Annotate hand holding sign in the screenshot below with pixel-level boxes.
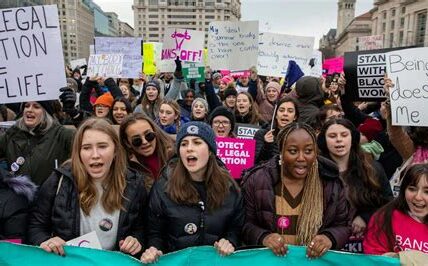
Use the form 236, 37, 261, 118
141, 246, 163, 264
119, 236, 142, 256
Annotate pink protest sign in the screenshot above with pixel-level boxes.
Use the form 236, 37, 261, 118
161, 28, 205, 62
2, 239, 21, 244
216, 137, 255, 179
322, 57, 344, 76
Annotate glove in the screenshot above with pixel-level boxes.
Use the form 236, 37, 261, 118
174, 56, 183, 79
59, 87, 78, 117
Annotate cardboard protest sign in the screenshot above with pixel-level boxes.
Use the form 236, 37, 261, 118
70, 58, 87, 70
322, 57, 343, 76
162, 28, 204, 62
143, 43, 156, 75
385, 47, 428, 126
258, 32, 314, 77
216, 137, 255, 179
358, 35, 384, 51
234, 123, 260, 139
87, 54, 123, 78
305, 50, 323, 77
66, 231, 102, 250
154, 42, 176, 73
208, 21, 259, 71
182, 61, 205, 82
344, 47, 410, 101
0, 5, 66, 104
94, 37, 143, 78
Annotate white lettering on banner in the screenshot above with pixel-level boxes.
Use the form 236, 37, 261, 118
0, 5, 66, 104
358, 35, 384, 51
94, 37, 142, 78
258, 32, 315, 77
161, 28, 204, 63
208, 21, 259, 71
386, 47, 428, 126
356, 53, 387, 99
395, 235, 428, 253
87, 54, 124, 78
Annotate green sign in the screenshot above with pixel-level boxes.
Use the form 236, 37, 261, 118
183, 62, 205, 82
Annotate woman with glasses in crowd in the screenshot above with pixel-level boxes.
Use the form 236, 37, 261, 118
120, 113, 174, 190
208, 106, 236, 138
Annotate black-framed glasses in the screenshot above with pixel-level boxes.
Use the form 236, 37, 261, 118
212, 120, 230, 127
131, 132, 156, 147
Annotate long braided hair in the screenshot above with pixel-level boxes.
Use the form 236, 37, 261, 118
276, 122, 324, 245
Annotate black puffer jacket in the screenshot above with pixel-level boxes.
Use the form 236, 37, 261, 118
0, 168, 37, 241
27, 164, 147, 250
147, 158, 244, 253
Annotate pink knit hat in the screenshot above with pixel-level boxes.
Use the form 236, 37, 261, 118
221, 76, 234, 85
265, 81, 281, 93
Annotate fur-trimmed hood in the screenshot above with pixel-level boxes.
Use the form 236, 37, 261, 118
0, 168, 37, 202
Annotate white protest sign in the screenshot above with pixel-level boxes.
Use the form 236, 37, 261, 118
208, 21, 259, 71
151, 42, 175, 73
257, 32, 314, 77
94, 37, 142, 78
234, 123, 260, 139
305, 50, 323, 77
66, 231, 102, 250
87, 54, 124, 78
89, 45, 94, 55
358, 35, 384, 51
386, 47, 428, 126
0, 5, 66, 104
70, 58, 87, 70
161, 28, 204, 62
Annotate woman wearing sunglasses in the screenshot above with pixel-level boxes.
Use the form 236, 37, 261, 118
120, 113, 174, 190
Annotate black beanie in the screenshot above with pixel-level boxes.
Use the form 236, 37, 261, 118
223, 87, 237, 99
209, 106, 236, 131
20, 100, 55, 116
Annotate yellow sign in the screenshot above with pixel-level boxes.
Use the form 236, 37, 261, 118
143, 43, 156, 75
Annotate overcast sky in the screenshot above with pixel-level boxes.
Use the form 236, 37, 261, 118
93, 0, 374, 48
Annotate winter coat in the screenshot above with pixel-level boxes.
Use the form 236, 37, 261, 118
0, 168, 37, 241
253, 125, 279, 164
146, 158, 244, 253
0, 123, 75, 185
295, 76, 324, 127
241, 155, 351, 249
27, 164, 147, 251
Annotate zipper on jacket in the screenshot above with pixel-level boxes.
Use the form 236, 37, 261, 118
198, 201, 205, 245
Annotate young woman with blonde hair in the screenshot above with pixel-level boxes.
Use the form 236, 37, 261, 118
28, 118, 147, 256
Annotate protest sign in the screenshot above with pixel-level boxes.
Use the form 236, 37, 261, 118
358, 35, 384, 51
257, 32, 314, 77
322, 57, 344, 76
208, 21, 259, 71
89, 45, 94, 55
66, 231, 102, 250
234, 123, 260, 139
344, 47, 410, 101
70, 58, 87, 70
305, 50, 323, 77
182, 61, 205, 82
0, 5, 66, 104
94, 37, 143, 78
87, 54, 124, 78
0, 121, 16, 134
216, 137, 255, 179
385, 47, 428, 126
0, 242, 400, 266
143, 43, 156, 75
161, 28, 204, 63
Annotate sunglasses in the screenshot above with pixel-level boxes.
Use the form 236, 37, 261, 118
131, 132, 156, 147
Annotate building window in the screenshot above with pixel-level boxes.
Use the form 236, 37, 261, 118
149, 27, 158, 31
148, 14, 158, 18
389, 33, 394, 47
382, 22, 386, 32
391, 20, 395, 30
391, 9, 396, 17
356, 45, 359, 51
416, 11, 427, 46
383, 11, 387, 19
400, 17, 405, 28
401, 7, 406, 14
399, 31, 404, 46
149, 0, 158, 5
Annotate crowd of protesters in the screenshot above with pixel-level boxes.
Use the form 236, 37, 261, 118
0, 57, 427, 264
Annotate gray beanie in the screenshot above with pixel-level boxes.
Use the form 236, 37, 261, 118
176, 121, 217, 154
191, 97, 209, 113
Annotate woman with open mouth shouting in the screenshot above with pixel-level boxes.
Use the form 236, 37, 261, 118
317, 118, 392, 252
364, 163, 428, 255
241, 122, 351, 259
140, 121, 243, 264
28, 118, 147, 257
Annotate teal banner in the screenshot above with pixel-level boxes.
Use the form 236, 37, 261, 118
0, 243, 399, 266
